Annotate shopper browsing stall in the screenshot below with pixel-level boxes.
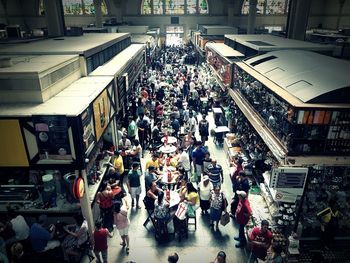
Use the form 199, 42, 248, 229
247, 220, 273, 261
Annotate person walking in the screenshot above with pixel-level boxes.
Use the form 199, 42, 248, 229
209, 185, 227, 230
93, 220, 112, 263
198, 175, 213, 215
207, 159, 223, 188
235, 190, 252, 248
96, 182, 114, 232
199, 114, 209, 143
114, 206, 130, 254
126, 162, 142, 209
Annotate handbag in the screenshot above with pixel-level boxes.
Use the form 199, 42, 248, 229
220, 211, 230, 226
175, 202, 188, 220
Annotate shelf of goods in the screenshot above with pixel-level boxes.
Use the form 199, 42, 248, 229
300, 166, 350, 237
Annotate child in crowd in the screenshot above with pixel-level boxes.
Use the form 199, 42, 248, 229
93, 220, 112, 263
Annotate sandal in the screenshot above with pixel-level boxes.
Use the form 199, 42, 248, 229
120, 242, 126, 247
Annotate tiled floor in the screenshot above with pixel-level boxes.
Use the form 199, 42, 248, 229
85, 112, 247, 263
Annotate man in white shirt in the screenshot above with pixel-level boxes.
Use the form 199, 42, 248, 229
119, 135, 132, 150
178, 147, 191, 179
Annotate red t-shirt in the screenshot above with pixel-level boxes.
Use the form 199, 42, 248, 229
249, 227, 273, 260
93, 228, 108, 251
235, 198, 252, 225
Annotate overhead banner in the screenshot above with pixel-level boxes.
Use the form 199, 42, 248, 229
93, 90, 110, 141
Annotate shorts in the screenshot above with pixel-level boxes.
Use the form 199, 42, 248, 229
130, 186, 141, 198
118, 227, 129, 236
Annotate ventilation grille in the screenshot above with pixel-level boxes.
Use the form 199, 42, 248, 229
40, 60, 80, 90
250, 55, 277, 67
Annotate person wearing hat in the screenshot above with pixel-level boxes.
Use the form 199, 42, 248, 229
235, 190, 252, 248
198, 175, 213, 215
29, 215, 60, 253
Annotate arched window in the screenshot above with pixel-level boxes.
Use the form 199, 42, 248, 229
61, 0, 108, 15
241, 0, 288, 15
141, 0, 209, 15
39, 0, 45, 15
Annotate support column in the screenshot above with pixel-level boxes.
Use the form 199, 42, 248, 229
247, 0, 257, 34
336, 0, 346, 30
79, 169, 95, 235
94, 0, 103, 28
227, 0, 242, 27
43, 0, 65, 37
286, 0, 312, 40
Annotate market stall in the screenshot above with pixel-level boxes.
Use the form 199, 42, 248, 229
226, 50, 350, 258
0, 76, 117, 233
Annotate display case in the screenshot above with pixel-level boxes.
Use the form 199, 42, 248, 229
206, 43, 244, 89
233, 50, 350, 156
227, 49, 350, 249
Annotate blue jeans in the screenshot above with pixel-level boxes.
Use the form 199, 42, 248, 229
238, 224, 246, 245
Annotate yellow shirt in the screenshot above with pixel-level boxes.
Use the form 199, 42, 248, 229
146, 159, 159, 170
113, 155, 124, 175
187, 192, 200, 206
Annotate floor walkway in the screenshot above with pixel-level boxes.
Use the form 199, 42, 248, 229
84, 112, 247, 263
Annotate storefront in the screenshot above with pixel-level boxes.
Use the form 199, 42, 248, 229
226, 49, 350, 258
0, 76, 117, 233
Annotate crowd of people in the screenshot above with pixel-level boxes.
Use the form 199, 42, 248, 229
0, 44, 281, 263
91, 43, 282, 262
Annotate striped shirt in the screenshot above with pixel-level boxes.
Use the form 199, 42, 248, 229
207, 164, 223, 186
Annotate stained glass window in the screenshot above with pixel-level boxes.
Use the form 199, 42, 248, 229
62, 0, 108, 15
266, 0, 288, 14
63, 0, 83, 15
142, 0, 152, 14
141, 0, 208, 15
153, 0, 163, 14
186, 0, 197, 14
241, 0, 288, 15
199, 0, 208, 14
39, 0, 45, 15
83, 0, 95, 15
165, 0, 185, 14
